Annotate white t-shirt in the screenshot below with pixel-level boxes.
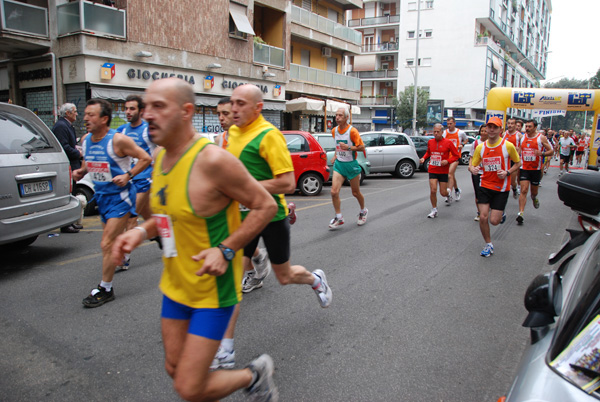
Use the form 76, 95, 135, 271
559, 137, 576, 156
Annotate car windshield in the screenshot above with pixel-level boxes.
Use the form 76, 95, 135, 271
0, 112, 53, 155
316, 135, 335, 152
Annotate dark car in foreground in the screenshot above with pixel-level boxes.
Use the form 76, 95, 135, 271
499, 171, 600, 402
282, 131, 330, 196
0, 103, 80, 247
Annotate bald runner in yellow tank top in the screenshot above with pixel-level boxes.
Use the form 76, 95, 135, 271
151, 137, 243, 308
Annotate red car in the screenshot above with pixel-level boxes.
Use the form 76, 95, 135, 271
282, 130, 330, 196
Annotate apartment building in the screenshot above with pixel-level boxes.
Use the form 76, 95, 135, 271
0, 0, 363, 136
348, 0, 551, 131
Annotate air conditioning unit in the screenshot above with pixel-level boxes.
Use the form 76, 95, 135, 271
321, 47, 332, 58
385, 82, 393, 87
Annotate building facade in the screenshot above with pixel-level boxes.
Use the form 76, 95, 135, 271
348, 0, 551, 131
0, 0, 363, 136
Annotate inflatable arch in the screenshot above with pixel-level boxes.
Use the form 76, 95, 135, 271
486, 87, 599, 166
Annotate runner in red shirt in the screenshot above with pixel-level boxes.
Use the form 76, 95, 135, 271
420, 123, 460, 218
576, 133, 587, 167
443, 116, 467, 202
516, 120, 553, 225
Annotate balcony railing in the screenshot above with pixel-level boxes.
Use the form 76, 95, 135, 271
1, 0, 48, 37
291, 5, 361, 46
253, 42, 285, 68
290, 64, 360, 91
361, 42, 398, 53
359, 96, 395, 106
57, 0, 126, 38
348, 70, 398, 79
348, 14, 400, 27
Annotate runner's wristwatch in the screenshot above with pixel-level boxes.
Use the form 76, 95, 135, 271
217, 243, 235, 261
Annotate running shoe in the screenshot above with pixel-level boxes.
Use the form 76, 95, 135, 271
533, 198, 540, 209
116, 255, 130, 272
500, 213, 506, 224
445, 193, 453, 206
252, 248, 271, 280
312, 269, 332, 308
516, 212, 524, 225
512, 187, 518, 199
455, 188, 461, 201
287, 202, 297, 225
82, 285, 115, 308
244, 354, 279, 402
357, 209, 368, 226
328, 216, 344, 230
427, 208, 438, 219
242, 271, 264, 293
474, 212, 480, 221
480, 243, 494, 257
210, 346, 235, 370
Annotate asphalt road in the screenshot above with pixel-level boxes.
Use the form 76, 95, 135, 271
0, 163, 579, 402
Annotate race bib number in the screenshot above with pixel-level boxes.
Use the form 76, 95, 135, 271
87, 161, 113, 182
430, 154, 442, 167
153, 214, 177, 258
482, 156, 502, 172
522, 148, 536, 162
336, 142, 352, 160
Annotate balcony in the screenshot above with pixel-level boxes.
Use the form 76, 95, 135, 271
348, 14, 400, 28
57, 0, 126, 39
1, 0, 48, 38
290, 63, 360, 91
291, 5, 361, 46
348, 69, 398, 79
358, 96, 395, 106
253, 42, 285, 69
361, 42, 398, 53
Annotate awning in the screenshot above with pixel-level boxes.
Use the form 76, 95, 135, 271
263, 100, 286, 111
229, 2, 255, 35
327, 99, 361, 115
286, 97, 324, 113
353, 55, 377, 72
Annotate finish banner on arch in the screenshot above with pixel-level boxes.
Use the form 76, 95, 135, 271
511, 89, 595, 111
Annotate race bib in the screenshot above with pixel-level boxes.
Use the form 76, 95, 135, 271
430, 154, 442, 167
451, 138, 458, 147
153, 214, 177, 258
522, 148, 536, 162
336, 142, 352, 160
87, 161, 113, 182
482, 156, 502, 172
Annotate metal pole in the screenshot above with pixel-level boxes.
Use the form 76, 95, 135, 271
412, 0, 421, 134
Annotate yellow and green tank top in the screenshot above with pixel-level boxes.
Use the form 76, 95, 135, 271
151, 137, 242, 309
226, 115, 294, 221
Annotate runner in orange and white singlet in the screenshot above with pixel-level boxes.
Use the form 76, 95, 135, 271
503, 117, 522, 200
515, 120, 553, 225
576, 133, 587, 167
443, 116, 467, 202
469, 116, 521, 257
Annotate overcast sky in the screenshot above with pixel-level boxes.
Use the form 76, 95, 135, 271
542, 0, 600, 84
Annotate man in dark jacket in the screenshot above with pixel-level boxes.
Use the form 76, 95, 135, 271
53, 103, 82, 233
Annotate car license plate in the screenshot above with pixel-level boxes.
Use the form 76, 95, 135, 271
20, 180, 52, 196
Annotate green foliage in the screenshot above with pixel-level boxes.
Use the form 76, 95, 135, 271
392, 85, 430, 129
541, 76, 597, 132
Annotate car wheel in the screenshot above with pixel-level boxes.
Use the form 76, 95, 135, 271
461, 152, 470, 165
423, 158, 430, 172
395, 160, 415, 179
299, 173, 323, 196
10, 236, 38, 248
74, 185, 96, 216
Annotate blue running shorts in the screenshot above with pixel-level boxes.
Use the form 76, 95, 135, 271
95, 186, 137, 223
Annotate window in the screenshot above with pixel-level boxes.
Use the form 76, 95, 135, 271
301, 0, 311, 11
424, 30, 433, 38
407, 30, 415, 39
229, 2, 255, 39
362, 133, 380, 147
419, 58, 431, 67
406, 59, 414, 66
408, 30, 433, 39
382, 63, 389, 70
425, 0, 434, 9
382, 134, 408, 146
408, 2, 416, 11
285, 134, 309, 153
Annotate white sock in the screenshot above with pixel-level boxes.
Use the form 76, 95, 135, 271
360, 208, 367, 214
221, 338, 234, 352
312, 273, 322, 289
336, 213, 343, 219
432, 207, 437, 212
100, 281, 112, 291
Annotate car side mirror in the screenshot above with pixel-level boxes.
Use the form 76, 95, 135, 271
522, 271, 562, 329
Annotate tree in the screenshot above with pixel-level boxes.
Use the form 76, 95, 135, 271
392, 85, 429, 132
541, 77, 594, 132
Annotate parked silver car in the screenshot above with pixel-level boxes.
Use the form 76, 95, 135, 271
360, 131, 420, 178
0, 103, 81, 247
460, 135, 477, 165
